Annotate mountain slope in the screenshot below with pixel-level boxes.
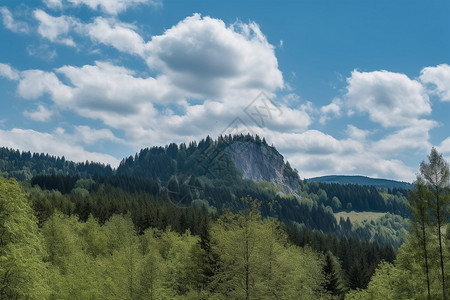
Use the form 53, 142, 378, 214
116, 134, 300, 191
1, 135, 410, 248
307, 175, 412, 190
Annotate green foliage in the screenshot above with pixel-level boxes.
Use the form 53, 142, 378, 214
210, 197, 327, 299
351, 213, 409, 248
0, 177, 49, 299
306, 181, 409, 216
352, 148, 450, 299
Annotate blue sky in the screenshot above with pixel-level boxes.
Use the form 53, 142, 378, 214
0, 0, 449, 181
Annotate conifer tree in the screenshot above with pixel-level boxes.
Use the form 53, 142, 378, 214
322, 251, 345, 298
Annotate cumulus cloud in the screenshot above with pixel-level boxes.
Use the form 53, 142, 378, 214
346, 125, 370, 140
147, 14, 283, 100
345, 70, 431, 127
0, 63, 19, 80
73, 125, 123, 145
0, 128, 120, 166
33, 9, 76, 46
84, 17, 147, 56
372, 119, 437, 154
23, 105, 53, 122
420, 64, 450, 101
44, 0, 158, 15
0, 7, 29, 33
17, 69, 73, 102
319, 98, 341, 124
56, 61, 183, 111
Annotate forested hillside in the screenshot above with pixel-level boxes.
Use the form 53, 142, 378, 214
0, 147, 113, 180
0, 135, 426, 298
1, 136, 409, 238
308, 175, 412, 190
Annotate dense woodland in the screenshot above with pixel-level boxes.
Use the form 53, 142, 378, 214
2, 138, 448, 298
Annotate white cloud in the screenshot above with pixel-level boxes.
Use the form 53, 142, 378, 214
420, 64, 450, 101
56, 61, 182, 111
438, 137, 450, 155
345, 70, 431, 127
33, 9, 76, 46
0, 7, 29, 33
44, 0, 158, 15
23, 105, 54, 122
17, 69, 73, 102
84, 17, 147, 56
319, 98, 341, 124
0, 128, 120, 166
147, 14, 283, 101
44, 0, 64, 9
372, 119, 437, 154
346, 125, 370, 140
0, 63, 19, 80
73, 125, 122, 145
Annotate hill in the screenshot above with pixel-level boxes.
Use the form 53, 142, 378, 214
1, 135, 410, 244
307, 175, 412, 190
1, 135, 407, 290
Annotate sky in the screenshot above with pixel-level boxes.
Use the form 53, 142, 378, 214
0, 0, 449, 182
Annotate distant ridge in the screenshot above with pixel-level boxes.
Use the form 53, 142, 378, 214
306, 175, 412, 190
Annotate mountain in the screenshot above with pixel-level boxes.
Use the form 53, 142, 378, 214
306, 175, 412, 190
1, 135, 410, 247
117, 134, 300, 191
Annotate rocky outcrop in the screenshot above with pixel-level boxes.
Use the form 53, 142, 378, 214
224, 141, 299, 192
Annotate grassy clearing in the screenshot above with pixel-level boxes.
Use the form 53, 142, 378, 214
334, 211, 386, 224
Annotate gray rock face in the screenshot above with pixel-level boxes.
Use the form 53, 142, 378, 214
224, 141, 299, 192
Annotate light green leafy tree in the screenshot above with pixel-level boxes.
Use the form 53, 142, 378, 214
0, 177, 49, 299
211, 197, 326, 300
100, 214, 143, 300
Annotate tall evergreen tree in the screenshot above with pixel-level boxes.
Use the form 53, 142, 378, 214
420, 148, 450, 299
322, 251, 345, 298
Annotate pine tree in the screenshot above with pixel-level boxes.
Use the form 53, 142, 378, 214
322, 251, 344, 298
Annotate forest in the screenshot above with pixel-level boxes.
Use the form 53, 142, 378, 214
1, 139, 450, 299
